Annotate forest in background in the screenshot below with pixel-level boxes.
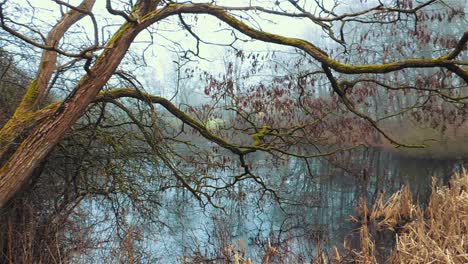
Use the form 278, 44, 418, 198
0, 0, 466, 263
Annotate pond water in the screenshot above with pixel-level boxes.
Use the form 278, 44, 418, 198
150, 147, 463, 263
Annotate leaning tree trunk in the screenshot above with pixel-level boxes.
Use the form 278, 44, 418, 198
0, 0, 97, 162
0, 4, 145, 208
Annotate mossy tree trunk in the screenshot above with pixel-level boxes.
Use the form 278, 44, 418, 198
0, 0, 466, 208
0, 0, 144, 207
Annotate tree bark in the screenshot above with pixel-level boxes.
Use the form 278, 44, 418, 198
0, 0, 96, 162
0, 21, 141, 208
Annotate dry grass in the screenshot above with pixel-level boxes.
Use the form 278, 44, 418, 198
348, 170, 468, 264
387, 171, 468, 264
369, 186, 419, 232
182, 171, 467, 263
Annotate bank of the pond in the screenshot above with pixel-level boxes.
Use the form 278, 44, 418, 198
377, 122, 468, 160
183, 170, 467, 264
339, 170, 468, 264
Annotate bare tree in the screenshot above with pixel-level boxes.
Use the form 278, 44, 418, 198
0, 0, 466, 213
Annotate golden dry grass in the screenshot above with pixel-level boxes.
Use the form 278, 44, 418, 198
386, 171, 468, 264
182, 170, 467, 263
348, 170, 468, 264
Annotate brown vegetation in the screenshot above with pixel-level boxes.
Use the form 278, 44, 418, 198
183, 170, 467, 263
334, 170, 467, 264
387, 172, 467, 263
0, 1, 466, 262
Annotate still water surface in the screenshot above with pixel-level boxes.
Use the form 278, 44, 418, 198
151, 148, 462, 263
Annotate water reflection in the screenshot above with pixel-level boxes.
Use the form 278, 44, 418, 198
155, 147, 463, 263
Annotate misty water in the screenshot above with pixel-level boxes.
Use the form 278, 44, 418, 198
148, 147, 463, 263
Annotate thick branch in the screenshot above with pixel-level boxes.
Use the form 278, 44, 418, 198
96, 88, 253, 156
142, 3, 467, 82
1, 0, 96, 111
0, 0, 96, 163
322, 65, 426, 148
0, 18, 141, 208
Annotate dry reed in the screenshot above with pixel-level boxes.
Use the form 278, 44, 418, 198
181, 170, 467, 263
387, 171, 468, 264
349, 170, 467, 264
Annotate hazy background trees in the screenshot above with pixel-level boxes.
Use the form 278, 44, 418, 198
0, 0, 466, 262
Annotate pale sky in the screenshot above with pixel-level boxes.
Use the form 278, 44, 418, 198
5, 0, 466, 99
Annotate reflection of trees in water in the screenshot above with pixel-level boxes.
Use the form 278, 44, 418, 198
165, 147, 460, 262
